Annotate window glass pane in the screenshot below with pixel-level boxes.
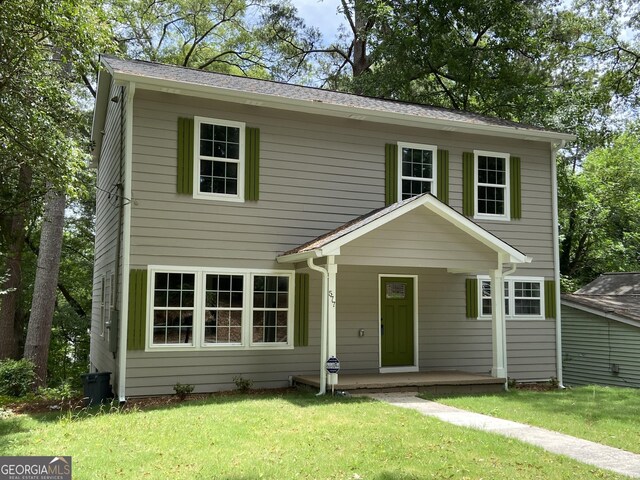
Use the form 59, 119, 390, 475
204, 274, 244, 344
152, 272, 195, 346
200, 124, 213, 140
386, 282, 406, 299
252, 275, 289, 343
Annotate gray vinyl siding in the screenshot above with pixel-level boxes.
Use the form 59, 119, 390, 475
562, 305, 640, 387
90, 82, 124, 380
126, 265, 555, 395
123, 88, 557, 395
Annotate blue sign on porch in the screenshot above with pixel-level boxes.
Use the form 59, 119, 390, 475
326, 356, 340, 374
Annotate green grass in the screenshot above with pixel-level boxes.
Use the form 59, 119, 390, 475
425, 385, 640, 454
0, 392, 629, 479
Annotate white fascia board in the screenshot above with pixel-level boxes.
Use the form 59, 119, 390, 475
422, 200, 528, 264
561, 299, 640, 329
90, 69, 112, 167
276, 250, 321, 264
107, 71, 575, 144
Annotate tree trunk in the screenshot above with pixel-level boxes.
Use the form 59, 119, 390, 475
352, 0, 372, 80
0, 215, 25, 360
0, 165, 32, 360
23, 187, 66, 388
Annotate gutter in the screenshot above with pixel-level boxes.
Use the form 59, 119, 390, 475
551, 140, 566, 388
306, 258, 328, 395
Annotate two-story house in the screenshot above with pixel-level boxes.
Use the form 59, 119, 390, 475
90, 55, 574, 401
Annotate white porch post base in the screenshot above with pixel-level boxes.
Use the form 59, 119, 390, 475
491, 367, 507, 377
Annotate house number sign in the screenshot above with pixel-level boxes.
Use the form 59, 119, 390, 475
326, 356, 340, 374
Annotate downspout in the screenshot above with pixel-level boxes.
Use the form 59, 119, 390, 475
307, 257, 327, 395
551, 140, 566, 388
117, 82, 135, 403
110, 87, 124, 357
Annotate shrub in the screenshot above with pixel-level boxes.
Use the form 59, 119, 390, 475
233, 375, 253, 393
0, 359, 36, 397
173, 382, 194, 400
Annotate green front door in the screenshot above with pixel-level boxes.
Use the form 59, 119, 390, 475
380, 277, 414, 367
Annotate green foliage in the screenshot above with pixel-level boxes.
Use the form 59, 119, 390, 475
232, 375, 253, 393
0, 359, 36, 397
111, 0, 319, 81
559, 130, 640, 286
173, 382, 195, 400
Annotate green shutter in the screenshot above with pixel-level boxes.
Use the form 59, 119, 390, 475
245, 127, 260, 201
462, 152, 474, 216
385, 144, 398, 205
177, 118, 194, 195
437, 149, 449, 204
510, 156, 522, 219
294, 273, 310, 347
465, 278, 478, 318
127, 269, 148, 351
544, 280, 556, 318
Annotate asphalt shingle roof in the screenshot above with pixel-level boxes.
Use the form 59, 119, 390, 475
562, 273, 640, 323
101, 55, 569, 137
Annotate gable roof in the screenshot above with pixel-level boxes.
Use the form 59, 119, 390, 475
277, 193, 529, 266
562, 273, 640, 325
97, 55, 574, 145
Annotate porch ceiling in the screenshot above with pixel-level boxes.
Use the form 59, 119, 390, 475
277, 194, 530, 272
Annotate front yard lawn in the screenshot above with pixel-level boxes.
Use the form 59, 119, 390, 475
0, 391, 628, 479
425, 385, 640, 454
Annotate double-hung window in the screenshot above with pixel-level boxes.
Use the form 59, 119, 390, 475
478, 276, 544, 320
399, 143, 437, 200
475, 150, 510, 220
194, 117, 245, 202
149, 267, 293, 350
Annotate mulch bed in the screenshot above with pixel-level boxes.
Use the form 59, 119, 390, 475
2, 387, 297, 416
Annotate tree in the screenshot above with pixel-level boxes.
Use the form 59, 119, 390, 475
0, 0, 112, 369
111, 0, 321, 81
23, 188, 66, 387
558, 130, 640, 286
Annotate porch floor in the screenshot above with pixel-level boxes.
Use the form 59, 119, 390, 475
293, 370, 506, 394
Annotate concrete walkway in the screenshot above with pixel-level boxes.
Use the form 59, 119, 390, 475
364, 392, 640, 479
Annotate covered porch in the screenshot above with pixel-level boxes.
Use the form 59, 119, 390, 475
293, 370, 506, 394
278, 194, 530, 394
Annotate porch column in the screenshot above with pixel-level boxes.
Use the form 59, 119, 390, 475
327, 256, 338, 387
490, 268, 507, 378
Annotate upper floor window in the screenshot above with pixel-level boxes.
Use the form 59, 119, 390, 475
194, 117, 245, 202
478, 276, 544, 320
398, 143, 437, 201
475, 150, 510, 220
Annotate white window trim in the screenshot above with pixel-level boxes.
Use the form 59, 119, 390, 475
477, 275, 545, 321
474, 150, 510, 221
397, 142, 437, 202
193, 116, 246, 203
145, 265, 294, 352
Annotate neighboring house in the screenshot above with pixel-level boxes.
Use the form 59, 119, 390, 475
90, 55, 574, 401
562, 273, 640, 387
